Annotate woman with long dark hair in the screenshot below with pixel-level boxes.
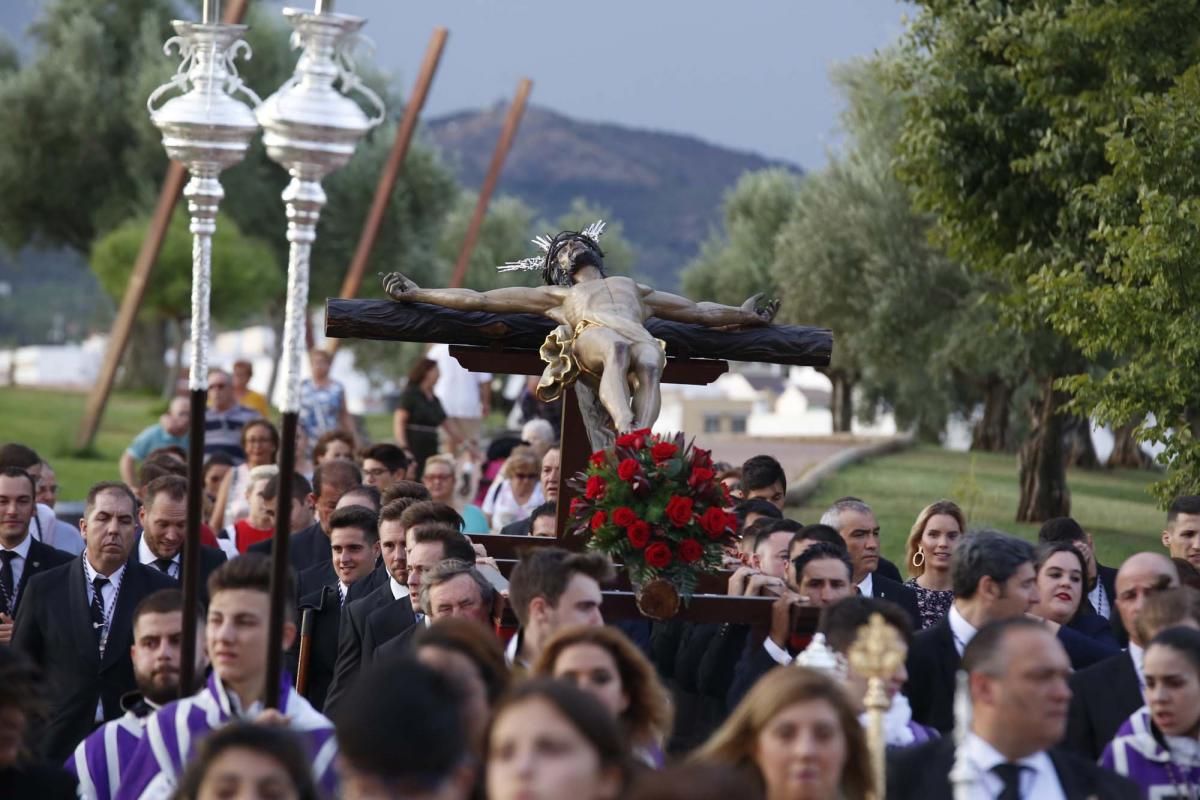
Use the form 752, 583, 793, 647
1103, 626, 1200, 797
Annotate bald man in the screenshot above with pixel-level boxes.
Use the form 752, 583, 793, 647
1063, 552, 1179, 759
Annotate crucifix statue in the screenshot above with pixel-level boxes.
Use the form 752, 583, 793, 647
383, 221, 779, 446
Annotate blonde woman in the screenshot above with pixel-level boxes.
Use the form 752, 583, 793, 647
902, 500, 965, 629
693, 667, 872, 800
534, 625, 673, 768
481, 445, 544, 532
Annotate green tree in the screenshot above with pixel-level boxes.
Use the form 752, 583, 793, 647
90, 209, 281, 391
886, 1, 1200, 520
1038, 63, 1200, 500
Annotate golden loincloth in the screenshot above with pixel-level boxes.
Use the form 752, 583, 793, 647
535, 319, 666, 402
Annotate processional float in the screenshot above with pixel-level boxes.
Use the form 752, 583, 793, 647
147, 0, 381, 705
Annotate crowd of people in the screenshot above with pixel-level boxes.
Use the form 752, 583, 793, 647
1, 351, 1200, 799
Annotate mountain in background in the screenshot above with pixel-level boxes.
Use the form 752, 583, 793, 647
424, 103, 802, 289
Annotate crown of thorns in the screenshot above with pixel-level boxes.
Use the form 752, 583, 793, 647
497, 220, 607, 274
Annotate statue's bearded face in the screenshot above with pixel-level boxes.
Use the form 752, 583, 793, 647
548, 235, 604, 284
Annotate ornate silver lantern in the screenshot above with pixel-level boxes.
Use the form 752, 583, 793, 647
146, 2, 260, 695
256, 0, 383, 707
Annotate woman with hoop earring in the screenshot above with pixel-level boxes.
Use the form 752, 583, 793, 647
902, 500, 965, 629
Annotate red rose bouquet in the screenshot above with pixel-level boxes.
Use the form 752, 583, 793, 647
568, 429, 737, 601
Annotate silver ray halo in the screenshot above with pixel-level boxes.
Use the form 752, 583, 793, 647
496, 219, 607, 273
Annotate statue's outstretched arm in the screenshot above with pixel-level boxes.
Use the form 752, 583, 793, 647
642, 287, 780, 328
382, 272, 560, 314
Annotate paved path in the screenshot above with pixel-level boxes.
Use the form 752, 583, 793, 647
701, 435, 875, 485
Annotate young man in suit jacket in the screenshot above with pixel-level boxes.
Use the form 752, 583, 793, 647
248, 460, 361, 573
889, 618, 1138, 800
12, 481, 176, 763
0, 467, 74, 642
1064, 552, 1180, 759
820, 498, 921, 629
287, 505, 381, 711
137, 475, 226, 605
906, 530, 1039, 734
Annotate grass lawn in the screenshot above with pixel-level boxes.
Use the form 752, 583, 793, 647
788, 445, 1166, 569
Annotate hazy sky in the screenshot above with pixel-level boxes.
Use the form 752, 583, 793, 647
1, 0, 912, 169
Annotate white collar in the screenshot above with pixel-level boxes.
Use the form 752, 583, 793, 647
138, 537, 179, 566
84, 555, 126, 583
389, 576, 409, 601
857, 572, 874, 597
1130, 641, 1146, 687
505, 630, 526, 668
948, 604, 978, 656
963, 731, 1055, 776
0, 533, 32, 560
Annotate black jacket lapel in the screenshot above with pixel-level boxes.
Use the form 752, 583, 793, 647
101, 561, 141, 670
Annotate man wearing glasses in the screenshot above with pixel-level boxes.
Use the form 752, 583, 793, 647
204, 367, 261, 464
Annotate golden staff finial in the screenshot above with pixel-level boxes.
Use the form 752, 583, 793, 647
847, 612, 906, 800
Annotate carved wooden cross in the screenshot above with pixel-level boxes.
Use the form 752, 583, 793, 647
326, 297, 832, 627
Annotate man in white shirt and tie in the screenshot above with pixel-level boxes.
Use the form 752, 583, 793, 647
136, 476, 226, 603
888, 617, 1138, 800
0, 467, 73, 642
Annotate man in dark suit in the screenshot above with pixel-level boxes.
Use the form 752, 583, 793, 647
12, 481, 176, 762
905, 530, 1039, 734
288, 505, 382, 710
820, 498, 920, 628
1064, 551, 1180, 759
727, 542, 856, 708
889, 618, 1138, 800
374, 560, 496, 661
0, 467, 74, 643
323, 503, 475, 715
137, 475, 225, 604
249, 460, 361, 573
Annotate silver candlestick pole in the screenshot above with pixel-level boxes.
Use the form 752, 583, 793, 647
256, 1, 383, 708
147, 9, 260, 696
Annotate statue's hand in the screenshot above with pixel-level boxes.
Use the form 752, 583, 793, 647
380, 271, 420, 301
742, 293, 780, 324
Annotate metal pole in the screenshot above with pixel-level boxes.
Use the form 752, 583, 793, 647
181, 387, 206, 694
326, 27, 449, 355
448, 78, 532, 288
74, 0, 249, 453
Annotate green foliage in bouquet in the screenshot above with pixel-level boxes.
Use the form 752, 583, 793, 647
567, 429, 738, 599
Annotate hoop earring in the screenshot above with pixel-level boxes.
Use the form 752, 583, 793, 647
912, 547, 925, 569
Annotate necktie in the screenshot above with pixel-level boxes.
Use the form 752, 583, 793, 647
991, 762, 1025, 800
337, 583, 345, 607
91, 575, 109, 636
0, 550, 16, 613
153, 557, 174, 576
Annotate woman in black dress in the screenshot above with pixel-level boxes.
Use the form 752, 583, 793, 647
393, 357, 461, 478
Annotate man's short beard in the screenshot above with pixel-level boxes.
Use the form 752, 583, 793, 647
137, 671, 181, 706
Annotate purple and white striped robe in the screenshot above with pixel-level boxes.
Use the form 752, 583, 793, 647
66, 696, 156, 800
114, 673, 337, 799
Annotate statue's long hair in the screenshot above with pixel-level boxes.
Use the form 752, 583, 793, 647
542, 230, 607, 286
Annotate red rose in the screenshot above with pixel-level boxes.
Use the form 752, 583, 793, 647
585, 475, 607, 500
699, 506, 731, 539
651, 442, 678, 462
679, 538, 704, 563
693, 447, 713, 468
612, 506, 638, 528
665, 495, 694, 527
569, 497, 585, 516
589, 451, 607, 467
644, 542, 672, 569
627, 520, 651, 549
615, 432, 642, 448
689, 466, 714, 487
617, 458, 640, 482
590, 510, 607, 531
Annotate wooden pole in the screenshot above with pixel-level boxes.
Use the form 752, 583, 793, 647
326, 28, 449, 356
264, 411, 296, 708
74, 0, 250, 452
448, 78, 532, 289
